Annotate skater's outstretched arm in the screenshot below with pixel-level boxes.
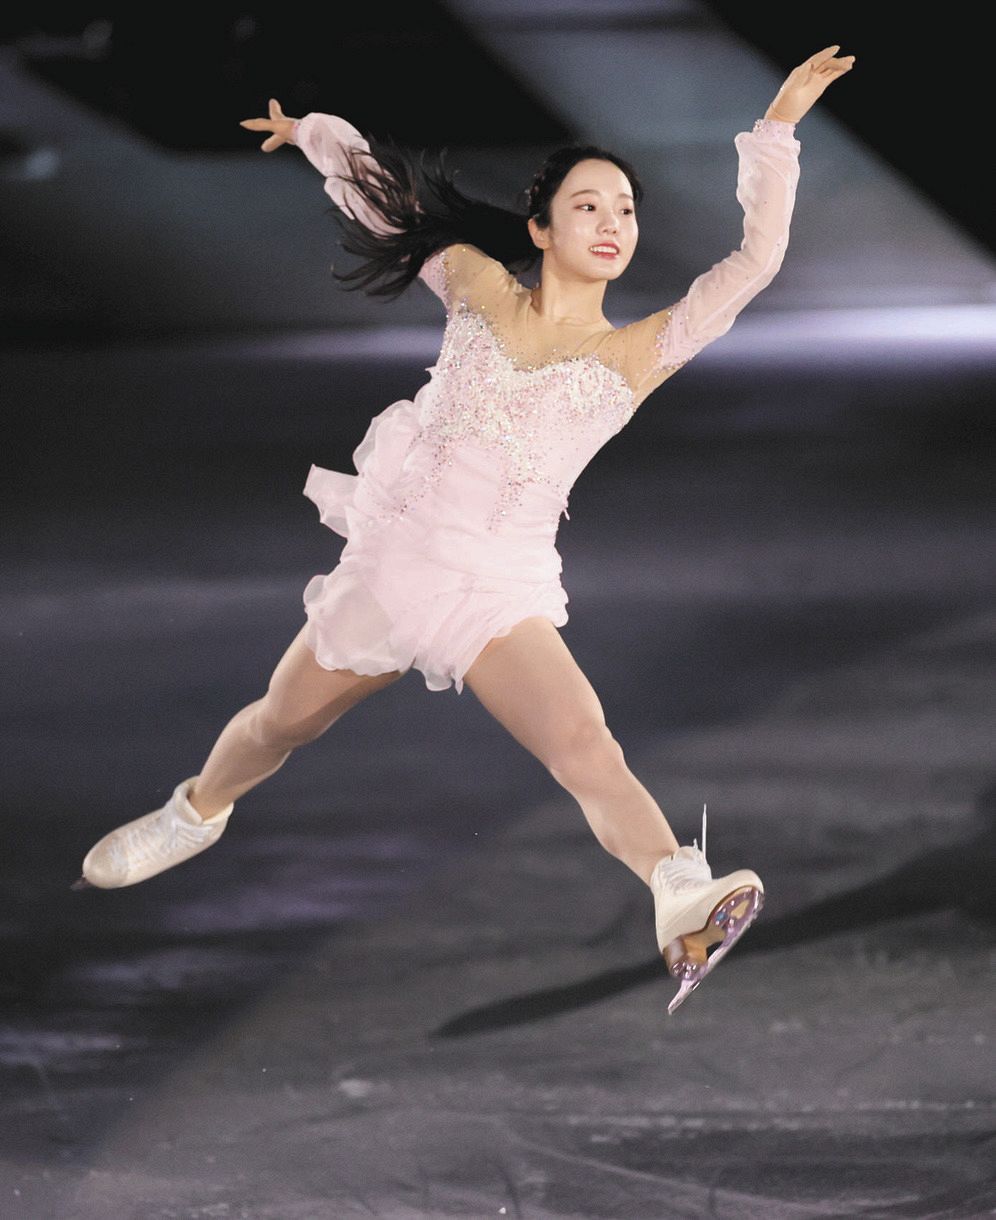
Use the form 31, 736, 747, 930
614, 45, 855, 407
239, 99, 498, 306
240, 98, 402, 236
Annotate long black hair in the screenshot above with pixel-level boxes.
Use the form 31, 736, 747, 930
327, 128, 644, 302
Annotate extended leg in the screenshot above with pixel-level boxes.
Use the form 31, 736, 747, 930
463, 616, 764, 1014
190, 625, 405, 817
462, 616, 679, 886
74, 625, 405, 888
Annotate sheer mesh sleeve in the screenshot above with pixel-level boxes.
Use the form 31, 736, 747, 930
615, 117, 801, 406
416, 243, 511, 312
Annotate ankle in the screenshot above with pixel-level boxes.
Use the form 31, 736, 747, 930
637, 846, 681, 888
185, 781, 230, 822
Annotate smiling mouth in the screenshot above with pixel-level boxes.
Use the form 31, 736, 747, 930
589, 246, 619, 257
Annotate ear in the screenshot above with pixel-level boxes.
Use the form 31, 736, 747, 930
527, 215, 549, 251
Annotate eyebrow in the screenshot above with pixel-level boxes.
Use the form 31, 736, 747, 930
570, 188, 634, 201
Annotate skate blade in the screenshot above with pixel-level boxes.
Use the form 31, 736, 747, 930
70, 875, 95, 891
664, 886, 764, 1015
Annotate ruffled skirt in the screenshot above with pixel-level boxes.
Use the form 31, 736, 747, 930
301, 392, 569, 695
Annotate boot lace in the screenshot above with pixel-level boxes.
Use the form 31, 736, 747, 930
656, 804, 711, 892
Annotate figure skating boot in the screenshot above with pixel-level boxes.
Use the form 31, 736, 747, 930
650, 805, 764, 1015
71, 776, 233, 890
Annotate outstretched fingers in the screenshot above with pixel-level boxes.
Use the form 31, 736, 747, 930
238, 99, 294, 152
810, 44, 856, 75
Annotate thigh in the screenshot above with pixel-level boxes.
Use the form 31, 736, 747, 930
462, 616, 608, 768
262, 624, 405, 734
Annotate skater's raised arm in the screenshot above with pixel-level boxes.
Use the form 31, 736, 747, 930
615, 118, 802, 402
240, 98, 403, 236
615, 45, 854, 407
289, 112, 406, 239
239, 98, 500, 307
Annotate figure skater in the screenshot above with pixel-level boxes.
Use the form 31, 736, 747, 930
74, 46, 854, 1014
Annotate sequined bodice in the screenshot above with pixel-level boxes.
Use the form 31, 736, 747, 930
399, 303, 635, 531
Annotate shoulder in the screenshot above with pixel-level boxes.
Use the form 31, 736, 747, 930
444, 243, 516, 282
603, 304, 676, 353
426, 243, 518, 308
599, 304, 685, 405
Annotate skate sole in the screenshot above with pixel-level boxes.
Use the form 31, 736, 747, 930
663, 885, 764, 1015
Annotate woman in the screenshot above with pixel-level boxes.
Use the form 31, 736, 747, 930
74, 46, 854, 1015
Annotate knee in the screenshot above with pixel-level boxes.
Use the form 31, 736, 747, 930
245, 698, 328, 752
547, 720, 627, 792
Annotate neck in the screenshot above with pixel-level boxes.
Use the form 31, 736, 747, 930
529, 263, 610, 326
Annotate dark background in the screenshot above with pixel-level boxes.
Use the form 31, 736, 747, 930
2, 6, 994, 1217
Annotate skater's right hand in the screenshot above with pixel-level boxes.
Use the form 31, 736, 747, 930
239, 97, 299, 152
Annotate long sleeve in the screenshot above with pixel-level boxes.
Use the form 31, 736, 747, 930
617, 117, 801, 405
290, 111, 402, 237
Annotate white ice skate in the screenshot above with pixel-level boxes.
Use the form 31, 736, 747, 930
71, 776, 233, 890
650, 805, 764, 1015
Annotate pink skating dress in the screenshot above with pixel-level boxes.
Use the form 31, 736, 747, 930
289, 112, 801, 694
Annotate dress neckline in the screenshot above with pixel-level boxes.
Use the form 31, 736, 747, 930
456, 306, 636, 415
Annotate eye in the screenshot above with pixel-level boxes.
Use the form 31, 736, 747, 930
577, 203, 635, 214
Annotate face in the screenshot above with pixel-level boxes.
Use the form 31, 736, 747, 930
529, 158, 638, 280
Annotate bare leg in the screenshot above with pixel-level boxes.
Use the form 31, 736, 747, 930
462, 617, 679, 887
188, 625, 405, 817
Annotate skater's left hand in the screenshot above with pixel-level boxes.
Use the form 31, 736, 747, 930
765, 45, 856, 124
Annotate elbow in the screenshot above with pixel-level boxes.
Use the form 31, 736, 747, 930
766, 241, 789, 283
741, 239, 788, 289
